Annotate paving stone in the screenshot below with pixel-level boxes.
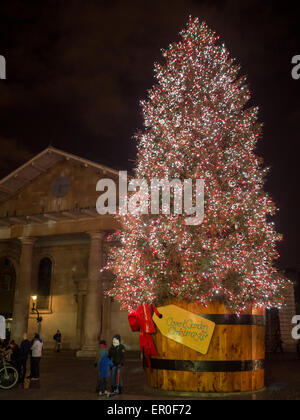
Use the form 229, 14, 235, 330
0, 352, 299, 400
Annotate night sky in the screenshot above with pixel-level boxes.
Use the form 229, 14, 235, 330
0, 0, 299, 268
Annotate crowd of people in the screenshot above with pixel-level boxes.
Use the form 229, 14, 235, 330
0, 332, 43, 384
1, 329, 126, 395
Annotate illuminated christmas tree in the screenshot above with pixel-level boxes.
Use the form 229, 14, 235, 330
104, 18, 288, 312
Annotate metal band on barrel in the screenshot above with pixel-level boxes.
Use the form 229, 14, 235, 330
145, 358, 265, 372
198, 314, 266, 326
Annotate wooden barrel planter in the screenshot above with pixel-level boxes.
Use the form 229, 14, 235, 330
145, 300, 266, 393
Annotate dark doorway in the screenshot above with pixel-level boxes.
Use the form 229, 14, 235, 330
0, 257, 16, 318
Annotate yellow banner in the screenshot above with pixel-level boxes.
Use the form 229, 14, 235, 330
153, 305, 215, 355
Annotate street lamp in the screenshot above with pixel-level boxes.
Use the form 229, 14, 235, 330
31, 295, 42, 335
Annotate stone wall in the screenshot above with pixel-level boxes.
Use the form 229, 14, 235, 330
23, 239, 140, 351
28, 241, 89, 350
110, 300, 140, 350
0, 157, 139, 351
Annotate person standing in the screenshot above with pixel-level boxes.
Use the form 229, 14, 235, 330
98, 344, 114, 396
94, 340, 108, 393
53, 330, 62, 353
18, 333, 31, 383
30, 334, 43, 381
108, 334, 125, 394
6, 340, 19, 365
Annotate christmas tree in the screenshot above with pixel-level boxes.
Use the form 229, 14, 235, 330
104, 17, 288, 312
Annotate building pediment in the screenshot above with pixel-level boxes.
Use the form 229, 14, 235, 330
0, 147, 120, 235
0, 147, 118, 203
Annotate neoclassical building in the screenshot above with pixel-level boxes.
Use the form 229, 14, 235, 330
0, 147, 139, 356
0, 147, 296, 356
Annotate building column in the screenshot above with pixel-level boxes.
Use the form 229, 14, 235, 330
102, 296, 112, 344
279, 284, 297, 352
75, 281, 86, 349
11, 237, 36, 344
77, 232, 105, 357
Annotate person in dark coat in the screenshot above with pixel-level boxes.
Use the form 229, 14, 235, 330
18, 333, 31, 383
53, 330, 62, 353
108, 334, 125, 394
6, 340, 19, 366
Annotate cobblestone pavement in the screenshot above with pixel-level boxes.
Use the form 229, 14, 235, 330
0, 352, 300, 400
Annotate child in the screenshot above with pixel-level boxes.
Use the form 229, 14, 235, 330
108, 334, 125, 394
98, 342, 114, 396
95, 340, 107, 392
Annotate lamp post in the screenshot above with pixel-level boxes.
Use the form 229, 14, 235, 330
31, 296, 42, 336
